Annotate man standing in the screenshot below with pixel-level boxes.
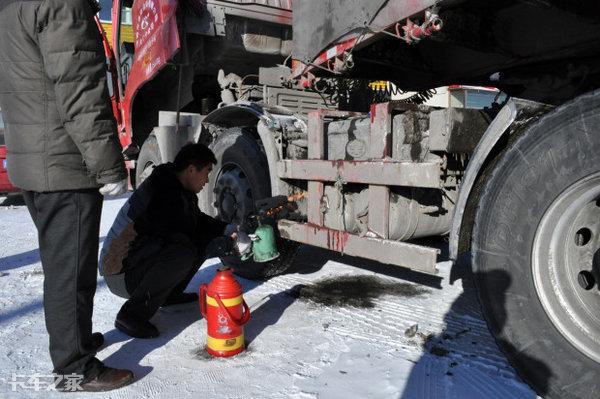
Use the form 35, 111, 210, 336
0, 0, 133, 392
100, 143, 238, 338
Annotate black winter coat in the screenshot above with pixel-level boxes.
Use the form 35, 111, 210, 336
99, 163, 227, 276
132, 163, 227, 251
0, 0, 125, 191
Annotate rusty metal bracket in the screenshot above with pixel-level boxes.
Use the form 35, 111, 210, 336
278, 159, 442, 188
278, 220, 440, 274
306, 110, 362, 226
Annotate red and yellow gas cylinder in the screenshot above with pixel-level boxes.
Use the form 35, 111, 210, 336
199, 267, 251, 357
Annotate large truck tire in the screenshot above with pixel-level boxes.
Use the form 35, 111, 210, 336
199, 127, 299, 280
472, 90, 600, 399
135, 135, 162, 188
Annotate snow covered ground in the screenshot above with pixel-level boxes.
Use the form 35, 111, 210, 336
0, 194, 540, 398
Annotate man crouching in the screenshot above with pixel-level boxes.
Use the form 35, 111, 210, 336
100, 143, 236, 338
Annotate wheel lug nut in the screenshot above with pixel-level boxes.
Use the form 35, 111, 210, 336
577, 271, 596, 290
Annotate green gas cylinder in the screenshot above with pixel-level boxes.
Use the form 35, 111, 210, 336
241, 223, 280, 263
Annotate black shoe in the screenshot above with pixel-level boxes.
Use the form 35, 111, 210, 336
115, 311, 159, 339
79, 366, 134, 392
163, 292, 199, 306
90, 332, 104, 351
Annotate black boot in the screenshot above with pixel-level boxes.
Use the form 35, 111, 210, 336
115, 310, 159, 339
90, 332, 104, 351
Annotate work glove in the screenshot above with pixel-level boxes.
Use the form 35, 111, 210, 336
234, 231, 253, 257
99, 179, 128, 196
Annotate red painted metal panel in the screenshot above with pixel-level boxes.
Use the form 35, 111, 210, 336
307, 111, 325, 160
368, 102, 394, 238
277, 159, 442, 188
291, 0, 439, 80
0, 146, 18, 194
306, 110, 362, 225
307, 181, 324, 226
370, 102, 393, 159
94, 17, 122, 129
307, 111, 325, 225
368, 185, 390, 238
119, 0, 181, 149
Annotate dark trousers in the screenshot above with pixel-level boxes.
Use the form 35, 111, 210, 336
118, 242, 201, 321
23, 189, 103, 377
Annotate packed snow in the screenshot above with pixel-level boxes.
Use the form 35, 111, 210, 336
0, 194, 540, 398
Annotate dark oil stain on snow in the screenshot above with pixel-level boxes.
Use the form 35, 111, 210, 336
193, 348, 216, 361
289, 275, 429, 308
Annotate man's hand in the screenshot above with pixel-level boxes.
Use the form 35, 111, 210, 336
99, 179, 128, 196
234, 231, 253, 257
225, 223, 238, 239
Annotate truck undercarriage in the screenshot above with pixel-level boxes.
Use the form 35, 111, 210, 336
115, 1, 600, 397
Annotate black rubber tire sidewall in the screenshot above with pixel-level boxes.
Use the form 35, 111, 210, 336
199, 127, 298, 280
198, 127, 270, 218
472, 90, 600, 399
229, 238, 299, 280
135, 135, 162, 188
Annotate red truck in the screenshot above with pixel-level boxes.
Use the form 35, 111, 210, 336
103, 1, 600, 398
0, 108, 18, 194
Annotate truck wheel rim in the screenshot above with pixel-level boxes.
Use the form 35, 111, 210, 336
533, 172, 600, 362
213, 164, 253, 224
